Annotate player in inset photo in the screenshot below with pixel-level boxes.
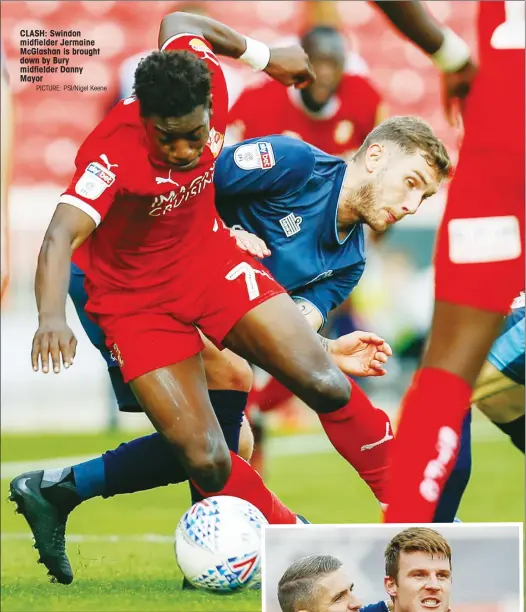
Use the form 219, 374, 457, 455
275, 527, 454, 612
383, 527, 452, 612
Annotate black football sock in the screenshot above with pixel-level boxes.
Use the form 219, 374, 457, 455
492, 415, 525, 452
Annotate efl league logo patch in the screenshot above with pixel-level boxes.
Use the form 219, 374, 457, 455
75, 161, 116, 200
234, 142, 275, 171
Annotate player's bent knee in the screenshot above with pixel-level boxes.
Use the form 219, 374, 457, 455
183, 438, 232, 491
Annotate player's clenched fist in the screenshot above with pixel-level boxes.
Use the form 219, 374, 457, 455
265, 46, 316, 89
32, 317, 77, 374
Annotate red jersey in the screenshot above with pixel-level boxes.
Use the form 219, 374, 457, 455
65, 34, 231, 313
462, 1, 525, 153
228, 74, 382, 158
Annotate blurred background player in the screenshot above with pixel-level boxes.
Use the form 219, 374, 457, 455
373, 0, 525, 522
1, 43, 13, 301
228, 25, 387, 159
228, 24, 389, 476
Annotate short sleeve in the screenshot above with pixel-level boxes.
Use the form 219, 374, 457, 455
60, 145, 121, 227
291, 261, 366, 327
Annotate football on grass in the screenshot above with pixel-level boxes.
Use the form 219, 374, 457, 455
174, 496, 267, 592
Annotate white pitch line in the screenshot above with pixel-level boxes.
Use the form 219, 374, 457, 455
1, 532, 173, 543
1, 423, 503, 480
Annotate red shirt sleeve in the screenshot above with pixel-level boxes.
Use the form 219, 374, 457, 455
354, 77, 382, 133
161, 34, 228, 130
60, 141, 122, 227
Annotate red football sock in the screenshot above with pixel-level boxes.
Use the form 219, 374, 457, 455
318, 377, 394, 504
248, 377, 294, 413
191, 451, 297, 524
384, 367, 472, 523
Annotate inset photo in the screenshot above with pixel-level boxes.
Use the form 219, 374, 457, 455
263, 523, 523, 612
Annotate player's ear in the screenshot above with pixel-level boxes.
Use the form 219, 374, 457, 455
364, 143, 383, 173
384, 575, 397, 598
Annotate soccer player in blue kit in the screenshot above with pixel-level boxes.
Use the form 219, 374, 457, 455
11, 118, 450, 584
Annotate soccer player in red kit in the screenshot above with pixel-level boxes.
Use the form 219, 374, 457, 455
373, 0, 525, 522
28, 9, 400, 565
228, 25, 387, 160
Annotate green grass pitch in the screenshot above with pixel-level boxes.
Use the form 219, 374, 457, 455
1, 421, 523, 611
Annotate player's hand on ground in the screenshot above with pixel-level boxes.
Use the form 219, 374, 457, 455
231, 228, 271, 259
329, 331, 392, 377
265, 46, 316, 89
31, 317, 77, 373
442, 59, 478, 127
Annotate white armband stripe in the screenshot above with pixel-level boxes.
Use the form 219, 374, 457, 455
59, 195, 101, 226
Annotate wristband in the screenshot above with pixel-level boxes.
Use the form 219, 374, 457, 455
431, 28, 471, 73
240, 36, 271, 71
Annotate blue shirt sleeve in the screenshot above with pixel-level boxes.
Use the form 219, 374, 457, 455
360, 602, 390, 612
290, 261, 365, 328
214, 135, 315, 200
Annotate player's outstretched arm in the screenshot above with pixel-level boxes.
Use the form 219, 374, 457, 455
373, 0, 477, 125
32, 204, 95, 374
159, 12, 315, 89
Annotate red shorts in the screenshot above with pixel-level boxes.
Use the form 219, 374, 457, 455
435, 147, 524, 314
87, 248, 286, 382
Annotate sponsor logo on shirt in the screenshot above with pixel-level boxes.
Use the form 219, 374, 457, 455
75, 161, 116, 200
279, 212, 302, 237
149, 163, 215, 216
234, 141, 275, 170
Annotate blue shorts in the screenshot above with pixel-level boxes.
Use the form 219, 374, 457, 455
69, 263, 141, 411
487, 307, 525, 385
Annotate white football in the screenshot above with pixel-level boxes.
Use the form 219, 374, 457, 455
174, 495, 268, 592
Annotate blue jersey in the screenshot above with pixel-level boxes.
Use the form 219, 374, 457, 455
487, 300, 525, 385
361, 602, 389, 612
215, 136, 365, 327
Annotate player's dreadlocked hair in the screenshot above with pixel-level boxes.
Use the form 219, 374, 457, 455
355, 116, 452, 180
134, 50, 211, 118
